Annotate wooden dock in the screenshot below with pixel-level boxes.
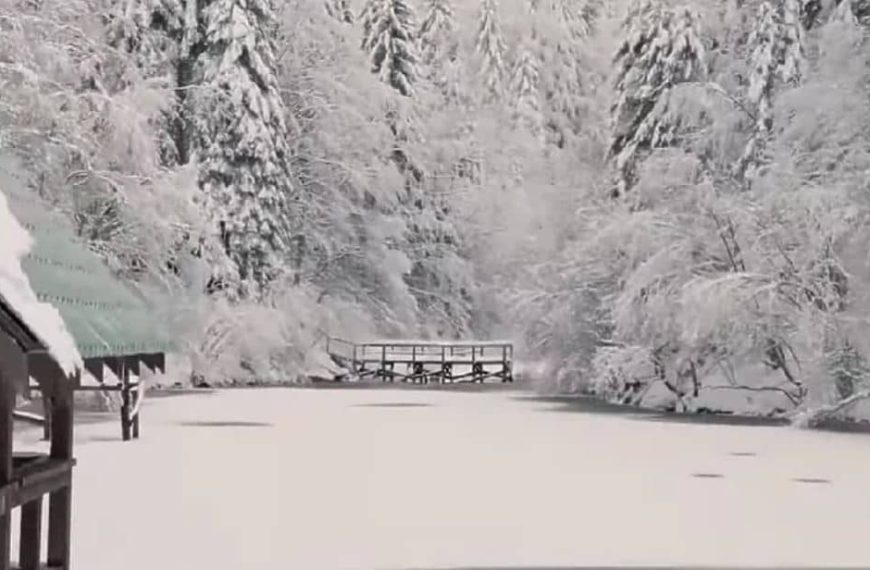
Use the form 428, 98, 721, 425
326, 338, 514, 384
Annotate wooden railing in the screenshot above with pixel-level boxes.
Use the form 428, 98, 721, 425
326, 338, 514, 384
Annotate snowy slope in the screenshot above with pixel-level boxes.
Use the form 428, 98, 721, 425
0, 191, 81, 375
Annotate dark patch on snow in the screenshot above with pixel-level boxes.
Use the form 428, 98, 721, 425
354, 402, 433, 408
177, 420, 273, 428
518, 395, 788, 428
729, 451, 757, 457
792, 477, 831, 485
691, 472, 724, 479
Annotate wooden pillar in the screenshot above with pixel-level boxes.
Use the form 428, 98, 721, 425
0, 372, 13, 570
47, 368, 75, 570
380, 346, 386, 382
131, 381, 140, 440
42, 393, 52, 441
19, 497, 43, 570
120, 361, 131, 442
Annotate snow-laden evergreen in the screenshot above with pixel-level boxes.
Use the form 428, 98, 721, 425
190, 0, 297, 291
609, 0, 706, 195
417, 0, 459, 98
510, 41, 543, 138
418, 0, 455, 64
325, 0, 354, 23
476, 0, 507, 101
106, 0, 183, 79
360, 0, 418, 96
736, 0, 807, 180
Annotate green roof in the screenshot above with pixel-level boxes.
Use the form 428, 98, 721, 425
0, 155, 173, 360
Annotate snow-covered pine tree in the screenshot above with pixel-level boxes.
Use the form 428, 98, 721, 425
609, 0, 706, 195
190, 0, 297, 292
325, 0, 354, 23
547, 0, 601, 39
511, 40, 543, 138
360, 0, 418, 96
476, 0, 507, 101
106, 0, 183, 78
419, 0, 455, 64
736, 0, 807, 181
105, 0, 186, 165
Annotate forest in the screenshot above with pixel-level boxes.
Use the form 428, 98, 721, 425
2, 0, 870, 427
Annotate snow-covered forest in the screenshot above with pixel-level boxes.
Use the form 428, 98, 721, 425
3, 0, 870, 426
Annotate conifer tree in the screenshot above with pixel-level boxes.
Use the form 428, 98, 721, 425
325, 0, 354, 23
476, 0, 507, 101
737, 0, 807, 180
511, 41, 543, 138
609, 0, 706, 195
360, 0, 418, 96
189, 0, 297, 290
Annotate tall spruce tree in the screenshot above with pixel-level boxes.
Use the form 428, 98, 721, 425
189, 0, 297, 291
736, 0, 807, 180
609, 0, 706, 195
511, 41, 543, 138
360, 0, 418, 96
476, 0, 507, 101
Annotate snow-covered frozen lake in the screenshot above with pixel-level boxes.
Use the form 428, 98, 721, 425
13, 387, 870, 569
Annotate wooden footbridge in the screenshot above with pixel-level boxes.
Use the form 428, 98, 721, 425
326, 338, 514, 384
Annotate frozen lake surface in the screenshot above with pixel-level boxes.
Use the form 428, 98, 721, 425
13, 387, 870, 569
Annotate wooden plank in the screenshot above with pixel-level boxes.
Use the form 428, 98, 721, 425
19, 497, 42, 570
16, 469, 72, 508
12, 411, 45, 426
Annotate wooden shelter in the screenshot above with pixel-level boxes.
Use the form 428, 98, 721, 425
0, 156, 171, 441
0, 276, 77, 570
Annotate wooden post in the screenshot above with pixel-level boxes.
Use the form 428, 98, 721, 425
19, 498, 42, 570
440, 346, 446, 384
42, 394, 52, 441
120, 361, 131, 442
47, 370, 74, 570
0, 372, 13, 570
352, 344, 358, 373
132, 383, 140, 440
380, 345, 386, 382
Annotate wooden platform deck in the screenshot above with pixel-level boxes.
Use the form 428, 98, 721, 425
326, 338, 514, 384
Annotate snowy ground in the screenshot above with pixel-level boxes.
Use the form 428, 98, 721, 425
11, 386, 870, 569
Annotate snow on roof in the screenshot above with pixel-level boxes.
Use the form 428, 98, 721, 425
0, 191, 82, 376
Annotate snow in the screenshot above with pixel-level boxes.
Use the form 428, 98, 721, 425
11, 387, 870, 569
0, 191, 81, 376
